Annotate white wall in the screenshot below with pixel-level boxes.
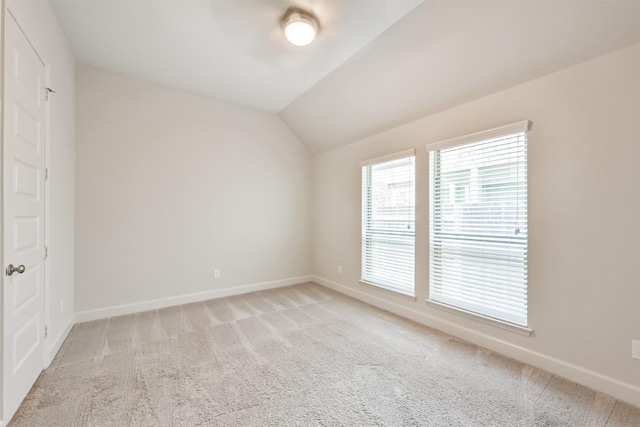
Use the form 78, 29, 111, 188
4, 0, 76, 365
75, 64, 312, 317
312, 45, 640, 405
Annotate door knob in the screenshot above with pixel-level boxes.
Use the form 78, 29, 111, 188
6, 264, 26, 276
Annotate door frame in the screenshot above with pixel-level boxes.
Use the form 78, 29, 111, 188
43, 60, 51, 366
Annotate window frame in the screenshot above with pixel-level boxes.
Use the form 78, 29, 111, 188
426, 121, 532, 334
360, 148, 416, 298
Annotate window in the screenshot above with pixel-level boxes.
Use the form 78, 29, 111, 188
428, 121, 531, 327
361, 149, 415, 297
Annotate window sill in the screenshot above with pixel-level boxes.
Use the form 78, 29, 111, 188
359, 280, 417, 301
425, 299, 533, 336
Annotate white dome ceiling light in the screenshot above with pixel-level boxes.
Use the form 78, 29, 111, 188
282, 8, 319, 47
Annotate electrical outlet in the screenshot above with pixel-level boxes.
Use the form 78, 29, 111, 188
632, 339, 640, 360
214, 269, 220, 279
338, 265, 342, 274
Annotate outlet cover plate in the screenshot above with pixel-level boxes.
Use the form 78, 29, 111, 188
632, 339, 640, 360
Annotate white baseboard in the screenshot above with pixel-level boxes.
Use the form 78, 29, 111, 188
75, 276, 312, 323
312, 275, 640, 408
46, 315, 75, 367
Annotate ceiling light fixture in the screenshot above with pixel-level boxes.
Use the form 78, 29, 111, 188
282, 8, 319, 47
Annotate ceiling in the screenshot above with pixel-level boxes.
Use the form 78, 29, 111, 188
50, 0, 422, 112
51, 1, 640, 153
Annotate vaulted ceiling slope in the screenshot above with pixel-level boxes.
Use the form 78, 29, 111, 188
279, 1, 640, 152
50, 0, 421, 112
51, 1, 640, 153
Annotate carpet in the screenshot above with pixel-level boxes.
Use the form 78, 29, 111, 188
8, 283, 639, 426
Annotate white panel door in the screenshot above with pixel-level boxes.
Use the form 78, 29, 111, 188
3, 12, 47, 422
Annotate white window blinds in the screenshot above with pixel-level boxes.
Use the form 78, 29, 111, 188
428, 121, 531, 326
361, 150, 415, 296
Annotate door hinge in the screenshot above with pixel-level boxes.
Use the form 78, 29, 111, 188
45, 87, 56, 102
45, 246, 48, 260
45, 326, 48, 339
45, 168, 49, 180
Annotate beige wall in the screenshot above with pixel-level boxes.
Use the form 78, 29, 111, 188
313, 45, 640, 404
75, 64, 312, 314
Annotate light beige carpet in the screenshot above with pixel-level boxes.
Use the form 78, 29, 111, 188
8, 283, 639, 426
